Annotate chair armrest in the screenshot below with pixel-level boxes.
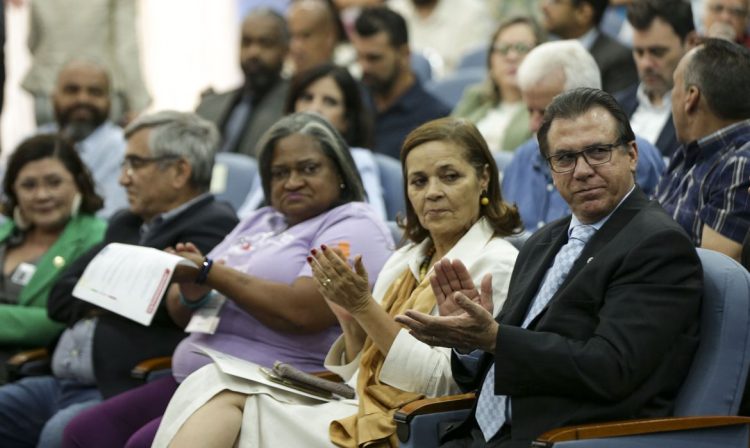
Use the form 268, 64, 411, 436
393, 392, 476, 425
131, 356, 172, 380
5, 348, 51, 382
393, 392, 475, 444
532, 416, 750, 447
6, 348, 49, 366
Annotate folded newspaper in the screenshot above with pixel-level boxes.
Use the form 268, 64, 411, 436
270, 361, 355, 399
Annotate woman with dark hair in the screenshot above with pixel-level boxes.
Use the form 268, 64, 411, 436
239, 63, 388, 220
453, 16, 544, 153
285, 63, 373, 149
151, 117, 520, 448
61, 113, 393, 448
0, 134, 105, 350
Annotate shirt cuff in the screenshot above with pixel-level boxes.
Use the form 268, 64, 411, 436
324, 335, 361, 382
454, 348, 483, 377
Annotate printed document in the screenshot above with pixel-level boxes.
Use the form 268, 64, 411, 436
72, 243, 197, 326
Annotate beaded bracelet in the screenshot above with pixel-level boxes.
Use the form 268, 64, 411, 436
195, 257, 214, 284
179, 290, 214, 309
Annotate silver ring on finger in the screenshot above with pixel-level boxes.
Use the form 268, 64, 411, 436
322, 278, 332, 287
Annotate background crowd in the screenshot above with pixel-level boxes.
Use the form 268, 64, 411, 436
0, 0, 747, 447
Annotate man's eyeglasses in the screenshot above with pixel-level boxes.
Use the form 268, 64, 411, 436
120, 155, 180, 172
491, 42, 534, 57
546, 141, 627, 173
707, 2, 748, 18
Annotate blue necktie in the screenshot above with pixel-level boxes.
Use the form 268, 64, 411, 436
475, 224, 596, 441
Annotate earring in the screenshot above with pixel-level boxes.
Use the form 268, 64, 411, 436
480, 191, 489, 206
340, 183, 346, 189
13, 207, 29, 230
70, 193, 82, 217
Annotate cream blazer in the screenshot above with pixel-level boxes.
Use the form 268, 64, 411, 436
325, 217, 518, 398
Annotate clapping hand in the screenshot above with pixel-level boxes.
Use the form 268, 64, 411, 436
308, 244, 372, 321
395, 259, 498, 353
430, 259, 493, 317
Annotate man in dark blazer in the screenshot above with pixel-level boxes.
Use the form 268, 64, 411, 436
614, 0, 697, 160
0, 111, 238, 447
398, 88, 703, 447
196, 8, 289, 157
541, 0, 638, 93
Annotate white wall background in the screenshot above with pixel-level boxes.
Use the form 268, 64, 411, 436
1, 0, 249, 160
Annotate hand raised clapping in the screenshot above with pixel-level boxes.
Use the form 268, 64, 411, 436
308, 244, 373, 319
395, 258, 499, 353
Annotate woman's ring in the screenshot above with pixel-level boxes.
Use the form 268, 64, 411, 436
322, 278, 332, 287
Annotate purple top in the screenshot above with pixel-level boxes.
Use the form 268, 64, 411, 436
171, 202, 394, 381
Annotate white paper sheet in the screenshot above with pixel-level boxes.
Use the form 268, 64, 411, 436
72, 243, 197, 326
193, 344, 337, 403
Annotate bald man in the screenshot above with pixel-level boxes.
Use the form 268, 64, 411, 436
287, 0, 342, 73
37, 59, 129, 218
196, 8, 289, 156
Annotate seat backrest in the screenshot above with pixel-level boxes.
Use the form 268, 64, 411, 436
457, 44, 488, 70
493, 151, 514, 173
411, 52, 433, 83
505, 230, 531, 251
425, 68, 485, 110
675, 248, 750, 416
374, 153, 405, 221
210, 152, 259, 211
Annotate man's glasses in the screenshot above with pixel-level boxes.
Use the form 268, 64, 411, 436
491, 42, 534, 57
546, 141, 627, 173
120, 155, 180, 172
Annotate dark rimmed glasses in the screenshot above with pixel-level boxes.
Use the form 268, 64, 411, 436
546, 140, 628, 173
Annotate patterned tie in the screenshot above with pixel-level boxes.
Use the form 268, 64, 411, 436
475, 224, 596, 441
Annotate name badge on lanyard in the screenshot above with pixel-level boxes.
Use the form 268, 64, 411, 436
10, 263, 37, 286
185, 294, 226, 334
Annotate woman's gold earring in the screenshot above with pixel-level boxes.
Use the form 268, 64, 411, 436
480, 191, 489, 206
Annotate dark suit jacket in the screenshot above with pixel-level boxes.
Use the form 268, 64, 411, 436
589, 31, 638, 94
47, 195, 238, 398
743, 230, 750, 272
615, 83, 679, 159
445, 188, 703, 448
195, 77, 289, 157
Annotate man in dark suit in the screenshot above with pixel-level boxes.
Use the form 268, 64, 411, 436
615, 0, 697, 160
397, 88, 703, 448
0, 111, 238, 447
541, 0, 638, 93
196, 8, 288, 157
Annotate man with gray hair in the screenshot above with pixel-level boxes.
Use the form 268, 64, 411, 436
41, 59, 129, 218
0, 111, 238, 447
501, 40, 665, 232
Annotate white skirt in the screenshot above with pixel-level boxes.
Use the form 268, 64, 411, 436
152, 364, 359, 448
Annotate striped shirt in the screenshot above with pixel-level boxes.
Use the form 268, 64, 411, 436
654, 120, 750, 245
